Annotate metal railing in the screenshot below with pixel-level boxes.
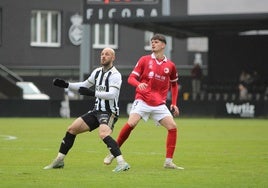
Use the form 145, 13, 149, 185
0, 64, 23, 82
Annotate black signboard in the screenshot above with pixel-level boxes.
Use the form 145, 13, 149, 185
83, 0, 162, 24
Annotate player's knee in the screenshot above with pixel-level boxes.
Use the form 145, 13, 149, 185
99, 132, 109, 139
98, 127, 111, 139
67, 126, 76, 135
166, 123, 177, 130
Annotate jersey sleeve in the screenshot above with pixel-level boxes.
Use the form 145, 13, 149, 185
170, 62, 179, 83
109, 72, 122, 90
127, 56, 146, 87
131, 56, 146, 78
67, 69, 97, 90
169, 62, 179, 105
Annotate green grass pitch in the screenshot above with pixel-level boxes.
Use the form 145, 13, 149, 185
0, 117, 267, 188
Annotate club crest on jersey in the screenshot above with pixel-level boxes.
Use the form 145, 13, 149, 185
164, 67, 170, 74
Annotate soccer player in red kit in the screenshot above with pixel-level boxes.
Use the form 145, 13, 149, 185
104, 34, 184, 169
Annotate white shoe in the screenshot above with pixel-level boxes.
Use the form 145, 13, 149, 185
103, 153, 115, 165
43, 158, 64, 170
164, 161, 184, 170
112, 162, 130, 172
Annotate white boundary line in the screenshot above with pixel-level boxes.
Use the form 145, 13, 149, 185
0, 135, 17, 140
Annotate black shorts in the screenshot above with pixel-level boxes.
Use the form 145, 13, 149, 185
81, 111, 118, 132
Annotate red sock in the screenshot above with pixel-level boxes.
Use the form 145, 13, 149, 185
116, 123, 134, 147
166, 128, 177, 158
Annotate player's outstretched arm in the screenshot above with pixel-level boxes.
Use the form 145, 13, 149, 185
78, 87, 95, 96
53, 78, 69, 88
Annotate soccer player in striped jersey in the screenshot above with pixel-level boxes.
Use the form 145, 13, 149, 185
44, 48, 130, 172
104, 34, 184, 170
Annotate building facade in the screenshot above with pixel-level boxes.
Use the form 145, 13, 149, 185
0, 0, 199, 99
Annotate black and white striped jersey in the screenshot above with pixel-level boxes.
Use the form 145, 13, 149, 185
87, 66, 122, 116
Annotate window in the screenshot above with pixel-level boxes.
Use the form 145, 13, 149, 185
31, 10, 61, 47
93, 24, 118, 49
144, 31, 154, 51
187, 37, 208, 52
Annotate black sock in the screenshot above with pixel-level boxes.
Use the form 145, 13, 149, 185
103, 136, 121, 157
59, 132, 76, 155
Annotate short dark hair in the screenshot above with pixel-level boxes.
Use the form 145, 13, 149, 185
151, 34, 166, 44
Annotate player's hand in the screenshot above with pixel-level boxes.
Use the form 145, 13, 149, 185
170, 105, 179, 116
78, 87, 95, 96
53, 78, 69, 88
137, 83, 148, 90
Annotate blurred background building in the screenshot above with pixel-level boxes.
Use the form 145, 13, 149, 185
0, 0, 267, 117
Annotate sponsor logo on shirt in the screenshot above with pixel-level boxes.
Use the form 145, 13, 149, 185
148, 71, 154, 78
96, 85, 106, 91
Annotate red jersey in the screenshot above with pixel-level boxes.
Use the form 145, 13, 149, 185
128, 53, 178, 106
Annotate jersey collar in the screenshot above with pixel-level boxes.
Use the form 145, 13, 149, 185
151, 53, 167, 64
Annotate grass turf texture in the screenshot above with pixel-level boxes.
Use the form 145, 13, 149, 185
0, 117, 267, 188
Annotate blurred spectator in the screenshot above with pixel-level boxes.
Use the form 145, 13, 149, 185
239, 70, 251, 84
250, 70, 261, 88
238, 82, 249, 100
239, 70, 261, 96
191, 63, 203, 94
238, 70, 251, 100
